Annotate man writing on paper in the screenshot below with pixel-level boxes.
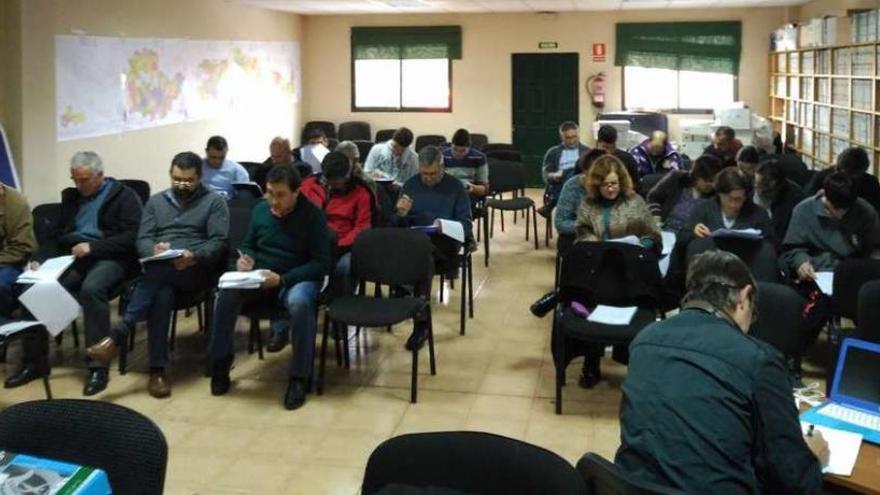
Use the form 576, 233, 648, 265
364, 127, 418, 188
297, 127, 331, 176
86, 152, 228, 398
8, 152, 142, 395
616, 250, 827, 493
202, 135, 250, 200
395, 146, 472, 350
209, 164, 330, 410
538, 121, 589, 219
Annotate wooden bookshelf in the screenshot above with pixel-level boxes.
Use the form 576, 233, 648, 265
769, 43, 880, 174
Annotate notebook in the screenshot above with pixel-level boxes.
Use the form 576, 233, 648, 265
800, 338, 880, 444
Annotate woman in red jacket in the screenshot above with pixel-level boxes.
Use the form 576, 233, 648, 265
301, 152, 375, 294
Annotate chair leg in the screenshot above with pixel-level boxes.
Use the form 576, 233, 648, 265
468, 254, 474, 319
333, 321, 343, 367
411, 321, 419, 404
427, 307, 436, 376
460, 256, 466, 336
500, 209, 505, 232
128, 324, 136, 352
318, 313, 330, 395
39, 337, 52, 399
525, 208, 530, 241
439, 274, 445, 303
118, 339, 129, 375
342, 322, 351, 369
490, 208, 495, 238
512, 192, 518, 225
532, 206, 539, 250
72, 320, 80, 348
169, 310, 178, 352
545, 212, 552, 247
483, 209, 490, 267
475, 215, 481, 242
197, 302, 204, 331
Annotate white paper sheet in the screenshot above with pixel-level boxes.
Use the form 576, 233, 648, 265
608, 235, 640, 246
139, 249, 185, 264
218, 270, 266, 289
710, 228, 763, 240
816, 271, 834, 295
661, 231, 676, 256
17, 255, 75, 283
18, 280, 81, 337
301, 143, 330, 173
801, 422, 863, 476
0, 320, 43, 337
437, 219, 465, 243
587, 305, 638, 325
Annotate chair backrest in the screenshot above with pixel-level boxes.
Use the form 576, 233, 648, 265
481, 142, 517, 153
485, 149, 523, 162
638, 172, 668, 198
119, 179, 150, 204
0, 399, 167, 495
415, 134, 447, 152
375, 129, 396, 143
857, 279, 880, 343
338, 121, 372, 142
351, 228, 433, 288
487, 159, 527, 194
354, 140, 375, 161
238, 161, 265, 183
327, 137, 339, 151
362, 432, 586, 495
559, 241, 663, 308
576, 453, 684, 495
302, 120, 336, 141
749, 282, 806, 358
832, 258, 875, 319
470, 133, 489, 150
227, 202, 255, 267
31, 203, 62, 246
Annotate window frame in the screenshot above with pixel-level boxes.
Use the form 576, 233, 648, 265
350, 57, 453, 113
620, 66, 739, 114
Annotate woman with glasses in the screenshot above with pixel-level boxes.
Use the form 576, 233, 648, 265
573, 154, 661, 389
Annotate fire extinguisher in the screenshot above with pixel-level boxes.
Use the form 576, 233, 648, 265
586, 72, 606, 109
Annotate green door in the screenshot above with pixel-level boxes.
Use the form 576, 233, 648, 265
512, 53, 579, 187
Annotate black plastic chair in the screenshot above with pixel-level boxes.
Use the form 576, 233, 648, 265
481, 143, 517, 154
637, 172, 668, 198
0, 399, 168, 495
415, 135, 447, 152
302, 120, 336, 141
362, 431, 586, 495
486, 160, 538, 251
375, 129, 396, 143
338, 121, 372, 142
748, 282, 806, 374
485, 149, 523, 162
553, 242, 663, 413
353, 140, 375, 161
576, 452, 685, 495
119, 179, 150, 204
470, 133, 489, 151
320, 229, 435, 402
857, 280, 880, 343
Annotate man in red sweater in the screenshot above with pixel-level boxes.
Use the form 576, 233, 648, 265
301, 151, 374, 294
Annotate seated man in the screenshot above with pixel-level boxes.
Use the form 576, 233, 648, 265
753, 159, 806, 241
442, 129, 489, 204
616, 250, 826, 493
782, 172, 880, 281
301, 151, 373, 296
395, 146, 472, 349
297, 128, 331, 175
0, 181, 36, 319
538, 121, 588, 218
364, 127, 418, 187
647, 154, 723, 235
86, 152, 228, 398
594, 125, 640, 191
208, 165, 330, 410
256, 136, 293, 191
703, 126, 741, 169
736, 145, 762, 177
202, 135, 250, 200
805, 147, 880, 214
628, 130, 681, 179
9, 152, 142, 395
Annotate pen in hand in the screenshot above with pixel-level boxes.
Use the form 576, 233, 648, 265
807, 424, 815, 437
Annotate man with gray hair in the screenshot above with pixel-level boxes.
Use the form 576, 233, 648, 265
616, 250, 826, 493
6, 151, 143, 395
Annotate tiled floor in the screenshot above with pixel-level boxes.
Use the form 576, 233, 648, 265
0, 190, 651, 493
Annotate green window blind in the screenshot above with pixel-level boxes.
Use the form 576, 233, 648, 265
351, 26, 462, 60
615, 21, 742, 75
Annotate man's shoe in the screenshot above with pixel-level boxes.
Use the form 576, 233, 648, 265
537, 205, 552, 219
266, 331, 289, 353
83, 369, 109, 396
210, 356, 233, 396
86, 337, 119, 363
577, 362, 602, 390
148, 371, 171, 399
3, 364, 40, 389
404, 328, 427, 351
284, 378, 307, 410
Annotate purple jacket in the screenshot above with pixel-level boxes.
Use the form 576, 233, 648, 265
629, 139, 682, 178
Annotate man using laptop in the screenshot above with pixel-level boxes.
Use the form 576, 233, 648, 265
616, 251, 827, 493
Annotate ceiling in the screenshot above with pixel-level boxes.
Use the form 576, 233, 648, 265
233, 0, 806, 15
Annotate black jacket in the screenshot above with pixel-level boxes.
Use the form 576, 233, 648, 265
647, 170, 693, 223
765, 179, 806, 241
806, 168, 880, 214
616, 307, 823, 494
37, 179, 143, 262
613, 149, 641, 192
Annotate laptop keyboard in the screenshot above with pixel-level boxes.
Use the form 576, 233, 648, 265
818, 403, 880, 431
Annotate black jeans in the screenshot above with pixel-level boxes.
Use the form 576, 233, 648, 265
61, 258, 128, 369
122, 262, 212, 369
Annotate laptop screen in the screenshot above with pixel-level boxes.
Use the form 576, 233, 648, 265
837, 343, 880, 410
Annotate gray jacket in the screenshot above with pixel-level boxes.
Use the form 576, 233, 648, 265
137, 185, 229, 264
781, 193, 880, 273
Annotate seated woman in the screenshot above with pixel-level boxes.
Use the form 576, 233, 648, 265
554, 148, 607, 249
681, 167, 778, 282
647, 154, 723, 235
574, 154, 661, 389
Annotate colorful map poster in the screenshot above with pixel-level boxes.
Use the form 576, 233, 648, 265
55, 35, 300, 142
